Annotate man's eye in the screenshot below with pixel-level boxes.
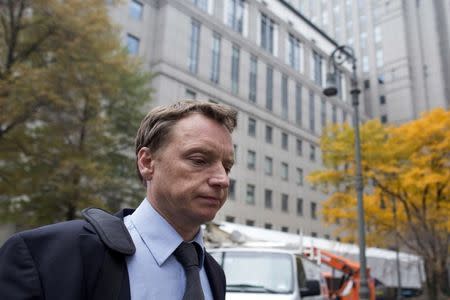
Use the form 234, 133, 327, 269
190, 157, 206, 165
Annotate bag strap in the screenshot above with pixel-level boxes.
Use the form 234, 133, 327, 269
82, 207, 136, 300
82, 207, 135, 255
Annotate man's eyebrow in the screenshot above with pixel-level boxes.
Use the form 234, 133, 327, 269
184, 147, 213, 155
224, 157, 235, 167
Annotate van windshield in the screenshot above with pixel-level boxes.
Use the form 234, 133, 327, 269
214, 251, 294, 294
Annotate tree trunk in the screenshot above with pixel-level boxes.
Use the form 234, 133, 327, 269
423, 257, 448, 300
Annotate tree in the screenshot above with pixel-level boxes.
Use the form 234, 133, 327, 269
308, 109, 450, 299
0, 0, 152, 228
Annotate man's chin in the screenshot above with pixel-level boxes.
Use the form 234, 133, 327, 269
196, 209, 219, 224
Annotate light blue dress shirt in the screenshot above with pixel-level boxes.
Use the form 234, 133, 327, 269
124, 199, 213, 300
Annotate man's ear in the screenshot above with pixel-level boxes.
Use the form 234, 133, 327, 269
137, 147, 155, 181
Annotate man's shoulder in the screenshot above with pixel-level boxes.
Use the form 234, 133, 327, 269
16, 219, 94, 243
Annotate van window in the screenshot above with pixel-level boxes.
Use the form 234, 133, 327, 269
296, 256, 307, 289
213, 251, 294, 294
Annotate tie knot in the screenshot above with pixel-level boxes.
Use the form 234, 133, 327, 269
174, 242, 200, 269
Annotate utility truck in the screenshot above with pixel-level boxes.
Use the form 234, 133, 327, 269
209, 247, 328, 300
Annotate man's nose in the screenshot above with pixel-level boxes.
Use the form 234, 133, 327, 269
208, 165, 230, 188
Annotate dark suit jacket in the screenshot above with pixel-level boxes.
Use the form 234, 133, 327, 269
0, 209, 226, 300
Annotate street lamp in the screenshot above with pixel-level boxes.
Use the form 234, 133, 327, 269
322, 45, 371, 300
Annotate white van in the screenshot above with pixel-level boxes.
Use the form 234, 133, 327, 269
209, 247, 328, 300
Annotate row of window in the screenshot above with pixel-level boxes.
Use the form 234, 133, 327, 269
228, 180, 317, 219
186, 0, 349, 93
228, 179, 317, 220
186, 22, 350, 133
245, 151, 305, 184
247, 117, 317, 161
125, 2, 351, 129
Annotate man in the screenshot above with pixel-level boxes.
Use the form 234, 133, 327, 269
0, 100, 237, 300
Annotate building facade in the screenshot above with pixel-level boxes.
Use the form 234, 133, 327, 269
294, 0, 450, 124
110, 0, 364, 239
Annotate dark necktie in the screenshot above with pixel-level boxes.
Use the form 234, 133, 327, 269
174, 242, 205, 300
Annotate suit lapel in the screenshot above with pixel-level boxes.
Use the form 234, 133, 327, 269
204, 253, 226, 300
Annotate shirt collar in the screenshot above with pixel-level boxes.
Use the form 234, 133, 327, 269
130, 199, 205, 267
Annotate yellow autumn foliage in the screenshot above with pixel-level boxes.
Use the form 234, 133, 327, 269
309, 108, 450, 298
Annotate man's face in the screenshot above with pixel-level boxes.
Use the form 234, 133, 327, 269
143, 113, 234, 231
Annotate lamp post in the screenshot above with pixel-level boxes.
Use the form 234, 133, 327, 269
392, 196, 403, 300
323, 45, 370, 300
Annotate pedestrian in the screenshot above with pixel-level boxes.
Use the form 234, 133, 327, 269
0, 100, 237, 300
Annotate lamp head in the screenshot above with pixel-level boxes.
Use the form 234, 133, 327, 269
323, 72, 338, 97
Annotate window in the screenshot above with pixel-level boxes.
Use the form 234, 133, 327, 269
381, 115, 388, 124
321, 98, 327, 127
281, 162, 289, 181
379, 95, 386, 105
281, 226, 289, 232
295, 83, 302, 126
266, 65, 273, 110
264, 189, 273, 208
342, 110, 348, 123
229, 179, 236, 200
248, 117, 256, 137
281, 194, 289, 212
185, 89, 196, 99
376, 49, 383, 68
324, 234, 330, 240
310, 144, 316, 161
264, 223, 273, 229
192, 0, 208, 11
225, 215, 235, 223
296, 168, 304, 186
246, 219, 255, 226
296, 198, 303, 216
261, 13, 275, 54
332, 105, 337, 123
374, 26, 382, 43
336, 70, 343, 97
247, 150, 256, 170
311, 232, 318, 237
233, 144, 238, 163
288, 34, 300, 71
249, 55, 257, 102
309, 91, 315, 132
129, 0, 143, 20
189, 19, 201, 74
360, 32, 367, 49
311, 202, 317, 219
210, 33, 221, 83
281, 74, 288, 119
227, 0, 245, 33
281, 132, 288, 150
362, 55, 369, 72
126, 34, 140, 55
246, 184, 255, 204
296, 139, 303, 156
231, 45, 240, 94
312, 51, 323, 86
265, 125, 273, 144
264, 156, 273, 176
322, 10, 328, 27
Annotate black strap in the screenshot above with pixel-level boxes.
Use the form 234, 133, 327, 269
92, 249, 124, 300
82, 207, 136, 300
82, 207, 135, 255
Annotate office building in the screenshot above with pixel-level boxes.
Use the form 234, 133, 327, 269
294, 0, 449, 124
